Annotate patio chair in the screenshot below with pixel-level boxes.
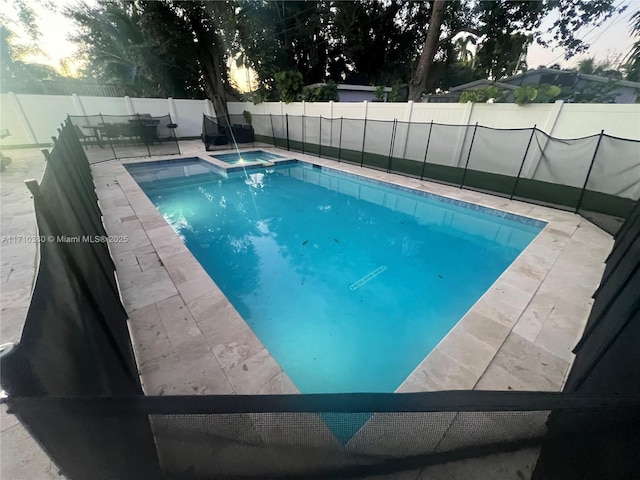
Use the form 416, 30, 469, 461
202, 114, 229, 150
74, 125, 99, 149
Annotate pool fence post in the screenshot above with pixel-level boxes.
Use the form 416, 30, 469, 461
460, 122, 478, 189
510, 125, 537, 200
100, 113, 118, 160
576, 129, 605, 214
338, 116, 343, 162
269, 113, 275, 147
360, 117, 367, 167
387, 119, 397, 173
319, 116, 322, 158
137, 113, 152, 157
420, 121, 433, 181
302, 115, 306, 154
286, 114, 290, 151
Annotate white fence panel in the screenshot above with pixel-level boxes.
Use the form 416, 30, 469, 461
553, 104, 640, 139
16, 94, 76, 143
78, 96, 129, 115
173, 100, 207, 137
130, 98, 172, 117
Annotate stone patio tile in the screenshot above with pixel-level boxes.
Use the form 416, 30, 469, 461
348, 411, 457, 457
210, 323, 265, 374
119, 266, 178, 311
226, 348, 283, 394
456, 312, 510, 352
127, 302, 174, 366
258, 370, 300, 394
161, 250, 209, 284
512, 292, 557, 343
471, 283, 533, 328
155, 294, 203, 349
138, 336, 232, 395
145, 225, 190, 258
138, 212, 169, 231
136, 251, 163, 272
185, 290, 228, 323
475, 363, 538, 391
491, 333, 570, 391
0, 423, 60, 480
410, 349, 478, 391
112, 249, 139, 269
534, 298, 592, 362
436, 327, 497, 378
417, 447, 540, 480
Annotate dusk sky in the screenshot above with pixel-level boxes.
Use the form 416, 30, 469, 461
3, 0, 639, 90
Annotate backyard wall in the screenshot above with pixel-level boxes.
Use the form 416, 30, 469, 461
1, 93, 639, 147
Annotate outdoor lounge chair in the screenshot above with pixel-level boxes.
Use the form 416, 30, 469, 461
202, 114, 229, 150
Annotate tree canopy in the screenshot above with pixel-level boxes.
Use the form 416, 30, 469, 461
9, 0, 632, 106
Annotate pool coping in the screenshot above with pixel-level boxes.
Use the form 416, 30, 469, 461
91, 142, 613, 398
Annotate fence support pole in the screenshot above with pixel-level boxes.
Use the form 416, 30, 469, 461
360, 117, 367, 167
137, 113, 152, 157
338, 117, 343, 162
100, 113, 118, 160
460, 122, 478, 189
576, 129, 605, 213
387, 119, 397, 173
420, 121, 434, 181
510, 125, 537, 200
302, 115, 306, 154
319, 117, 322, 158
286, 114, 290, 151
269, 113, 275, 147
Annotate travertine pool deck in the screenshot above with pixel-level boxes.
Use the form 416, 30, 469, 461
0, 141, 614, 479
97, 142, 613, 397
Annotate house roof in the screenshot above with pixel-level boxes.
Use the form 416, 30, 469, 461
449, 79, 518, 92
305, 83, 392, 92
449, 68, 640, 93
503, 68, 640, 89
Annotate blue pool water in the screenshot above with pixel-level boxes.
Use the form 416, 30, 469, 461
212, 150, 285, 164
128, 158, 545, 441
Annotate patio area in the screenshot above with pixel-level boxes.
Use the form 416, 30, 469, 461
0, 140, 614, 479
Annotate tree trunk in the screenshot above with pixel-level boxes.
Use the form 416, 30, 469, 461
408, 0, 446, 102
183, 5, 230, 121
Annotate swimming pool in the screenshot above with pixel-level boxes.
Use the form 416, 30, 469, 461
211, 150, 285, 164
127, 158, 545, 397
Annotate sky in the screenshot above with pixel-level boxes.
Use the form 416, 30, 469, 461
2, 0, 639, 90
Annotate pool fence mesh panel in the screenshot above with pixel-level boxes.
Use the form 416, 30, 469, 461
1, 119, 640, 479
250, 113, 640, 234
202, 114, 255, 151
68, 113, 180, 163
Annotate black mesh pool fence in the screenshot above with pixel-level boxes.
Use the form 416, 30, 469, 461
2, 118, 640, 479
68, 113, 180, 163
253, 113, 640, 234
202, 113, 255, 150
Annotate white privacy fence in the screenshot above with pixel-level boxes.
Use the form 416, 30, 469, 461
1, 93, 640, 146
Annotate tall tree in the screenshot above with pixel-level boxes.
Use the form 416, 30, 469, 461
408, 0, 446, 101
66, 1, 237, 115
624, 10, 640, 81
235, 1, 330, 99
408, 0, 624, 101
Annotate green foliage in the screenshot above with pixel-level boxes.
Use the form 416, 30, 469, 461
373, 85, 386, 102
514, 84, 562, 105
274, 70, 304, 103
459, 86, 506, 103
242, 110, 252, 126
301, 81, 339, 102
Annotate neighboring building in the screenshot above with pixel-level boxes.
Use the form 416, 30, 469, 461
425, 68, 640, 104
306, 83, 392, 102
